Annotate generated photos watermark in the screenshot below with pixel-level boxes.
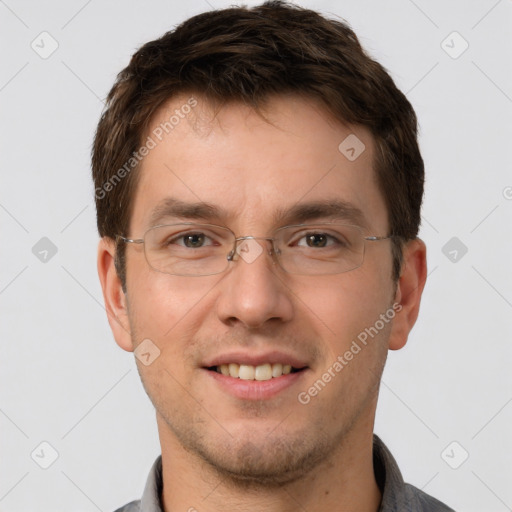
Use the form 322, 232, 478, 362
95, 97, 198, 200
298, 302, 402, 405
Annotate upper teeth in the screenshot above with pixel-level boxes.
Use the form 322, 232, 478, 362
216, 363, 292, 380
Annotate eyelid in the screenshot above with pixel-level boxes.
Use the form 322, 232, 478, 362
163, 226, 232, 247
172, 232, 212, 241
281, 226, 347, 245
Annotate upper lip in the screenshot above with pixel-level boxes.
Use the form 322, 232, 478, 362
203, 350, 309, 369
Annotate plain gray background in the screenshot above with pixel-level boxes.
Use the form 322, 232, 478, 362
1, 0, 511, 510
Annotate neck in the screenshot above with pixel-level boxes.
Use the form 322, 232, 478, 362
157, 414, 381, 512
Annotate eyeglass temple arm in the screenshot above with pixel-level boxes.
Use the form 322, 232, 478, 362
116, 235, 144, 244
365, 235, 394, 241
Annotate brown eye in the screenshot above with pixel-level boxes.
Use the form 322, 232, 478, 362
305, 234, 328, 247
296, 232, 339, 248
182, 233, 206, 248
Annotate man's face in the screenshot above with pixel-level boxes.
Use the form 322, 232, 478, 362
121, 94, 398, 483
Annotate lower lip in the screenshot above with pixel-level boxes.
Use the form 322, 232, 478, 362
204, 369, 307, 400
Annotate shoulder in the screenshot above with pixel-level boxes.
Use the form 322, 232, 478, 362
404, 484, 456, 511
113, 500, 141, 512
373, 435, 455, 511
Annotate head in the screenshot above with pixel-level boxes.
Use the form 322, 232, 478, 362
94, 1, 426, 487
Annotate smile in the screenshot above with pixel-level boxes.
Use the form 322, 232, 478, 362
209, 363, 303, 381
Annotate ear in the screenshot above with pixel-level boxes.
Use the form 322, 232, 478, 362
97, 237, 133, 352
388, 238, 427, 351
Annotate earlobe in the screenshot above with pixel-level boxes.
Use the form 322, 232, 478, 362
97, 237, 133, 352
388, 238, 427, 351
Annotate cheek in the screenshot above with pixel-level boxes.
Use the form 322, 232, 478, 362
126, 259, 221, 344
301, 273, 393, 407
292, 268, 393, 352
126, 271, 218, 395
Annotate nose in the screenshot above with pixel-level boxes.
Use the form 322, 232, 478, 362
215, 238, 294, 329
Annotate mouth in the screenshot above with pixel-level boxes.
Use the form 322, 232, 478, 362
206, 363, 306, 381
202, 351, 310, 400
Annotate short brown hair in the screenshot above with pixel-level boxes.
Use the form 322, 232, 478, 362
92, 0, 424, 287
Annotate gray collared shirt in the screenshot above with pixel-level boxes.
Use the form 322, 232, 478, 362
114, 434, 455, 511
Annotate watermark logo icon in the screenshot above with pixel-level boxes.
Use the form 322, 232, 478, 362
31, 31, 59, 59
236, 239, 263, 264
441, 441, 469, 469
32, 237, 58, 263
338, 134, 366, 161
442, 237, 468, 263
134, 338, 161, 366
31, 441, 59, 469
441, 31, 469, 59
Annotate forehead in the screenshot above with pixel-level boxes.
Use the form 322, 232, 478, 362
132, 93, 387, 233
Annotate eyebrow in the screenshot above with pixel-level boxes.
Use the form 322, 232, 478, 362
273, 200, 368, 228
148, 198, 368, 229
149, 198, 223, 226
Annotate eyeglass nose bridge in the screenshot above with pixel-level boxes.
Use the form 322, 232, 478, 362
226, 235, 280, 263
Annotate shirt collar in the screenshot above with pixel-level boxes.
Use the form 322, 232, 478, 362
373, 434, 407, 510
140, 454, 163, 511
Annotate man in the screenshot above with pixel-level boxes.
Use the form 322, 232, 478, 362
93, 1, 454, 510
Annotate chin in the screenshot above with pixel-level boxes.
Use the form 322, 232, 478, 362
175, 421, 337, 488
